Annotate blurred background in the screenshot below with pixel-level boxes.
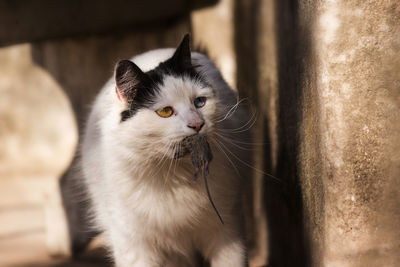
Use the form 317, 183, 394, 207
0, 0, 399, 267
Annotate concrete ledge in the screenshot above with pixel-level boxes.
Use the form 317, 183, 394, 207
0, 0, 216, 46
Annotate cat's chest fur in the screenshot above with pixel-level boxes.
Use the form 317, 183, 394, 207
105, 146, 231, 230
116, 163, 209, 229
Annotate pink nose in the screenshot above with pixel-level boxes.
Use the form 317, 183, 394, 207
187, 121, 204, 132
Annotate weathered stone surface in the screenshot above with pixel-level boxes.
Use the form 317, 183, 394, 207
236, 0, 400, 266
305, 1, 400, 266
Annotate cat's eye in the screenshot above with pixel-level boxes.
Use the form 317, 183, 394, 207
194, 97, 206, 108
156, 106, 174, 118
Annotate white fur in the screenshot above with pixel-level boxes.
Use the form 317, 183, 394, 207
81, 49, 251, 267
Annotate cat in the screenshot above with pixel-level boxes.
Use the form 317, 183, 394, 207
81, 34, 252, 267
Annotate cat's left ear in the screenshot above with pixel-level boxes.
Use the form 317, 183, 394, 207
171, 34, 192, 70
115, 59, 147, 101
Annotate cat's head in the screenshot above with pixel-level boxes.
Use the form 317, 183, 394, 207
114, 34, 218, 160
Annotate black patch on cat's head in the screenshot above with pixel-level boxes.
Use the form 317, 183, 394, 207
117, 34, 208, 122
151, 34, 200, 80
115, 60, 161, 121
168, 34, 192, 73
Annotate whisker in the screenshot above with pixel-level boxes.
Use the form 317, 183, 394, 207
172, 142, 180, 176
211, 139, 241, 177
215, 97, 248, 123
219, 108, 258, 133
155, 140, 173, 169
214, 131, 270, 146
165, 142, 176, 183
161, 141, 175, 190
215, 138, 282, 183
212, 132, 252, 151
214, 99, 244, 120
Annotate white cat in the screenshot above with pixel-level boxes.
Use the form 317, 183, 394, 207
81, 35, 252, 267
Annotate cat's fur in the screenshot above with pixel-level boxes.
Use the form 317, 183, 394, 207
81, 35, 251, 267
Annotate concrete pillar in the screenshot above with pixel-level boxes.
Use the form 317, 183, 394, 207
236, 0, 400, 266
301, 1, 400, 266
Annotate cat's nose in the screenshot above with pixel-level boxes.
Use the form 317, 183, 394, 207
187, 121, 204, 132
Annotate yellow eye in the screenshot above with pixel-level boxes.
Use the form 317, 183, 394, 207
156, 106, 174, 118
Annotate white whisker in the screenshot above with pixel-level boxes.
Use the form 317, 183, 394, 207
211, 138, 241, 177
215, 97, 248, 123
215, 137, 281, 183
219, 108, 258, 133
215, 131, 270, 146
213, 132, 252, 151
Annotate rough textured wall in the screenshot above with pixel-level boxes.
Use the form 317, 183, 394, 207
304, 1, 400, 266
236, 0, 400, 266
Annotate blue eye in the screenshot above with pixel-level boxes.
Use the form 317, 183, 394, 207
194, 97, 206, 108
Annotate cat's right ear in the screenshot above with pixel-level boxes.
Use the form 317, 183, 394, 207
171, 34, 192, 71
115, 60, 145, 101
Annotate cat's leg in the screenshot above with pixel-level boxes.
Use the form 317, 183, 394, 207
108, 229, 162, 267
201, 226, 248, 267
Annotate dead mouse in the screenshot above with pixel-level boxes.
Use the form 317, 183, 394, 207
179, 135, 223, 224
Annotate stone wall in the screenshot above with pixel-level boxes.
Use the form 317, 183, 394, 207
235, 0, 400, 266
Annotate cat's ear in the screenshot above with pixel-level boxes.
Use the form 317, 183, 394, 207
115, 60, 146, 101
171, 34, 192, 70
